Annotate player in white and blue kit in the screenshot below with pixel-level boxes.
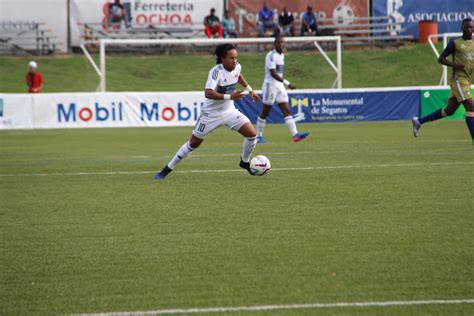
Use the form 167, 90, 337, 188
257, 36, 309, 144
155, 44, 261, 179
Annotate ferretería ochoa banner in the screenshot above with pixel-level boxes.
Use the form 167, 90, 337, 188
70, 0, 223, 47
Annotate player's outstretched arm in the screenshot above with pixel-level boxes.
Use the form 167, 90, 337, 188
438, 40, 465, 71
205, 88, 244, 101
270, 69, 296, 89
238, 74, 260, 102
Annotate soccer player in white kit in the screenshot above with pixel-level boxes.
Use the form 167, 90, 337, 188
155, 44, 261, 180
257, 36, 310, 144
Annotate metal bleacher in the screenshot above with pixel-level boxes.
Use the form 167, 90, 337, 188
80, 15, 413, 55
79, 22, 206, 53
0, 22, 59, 55
0, 14, 413, 55
82, 22, 205, 41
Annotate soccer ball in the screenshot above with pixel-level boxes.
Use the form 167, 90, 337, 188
250, 155, 271, 176
333, 4, 355, 26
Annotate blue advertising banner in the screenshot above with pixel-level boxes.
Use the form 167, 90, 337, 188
372, 0, 474, 39
235, 90, 420, 123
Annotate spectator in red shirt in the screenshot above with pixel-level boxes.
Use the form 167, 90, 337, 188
204, 8, 223, 38
108, 0, 127, 30
26, 61, 43, 93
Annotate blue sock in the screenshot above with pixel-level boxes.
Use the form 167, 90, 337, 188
465, 115, 474, 141
419, 109, 443, 124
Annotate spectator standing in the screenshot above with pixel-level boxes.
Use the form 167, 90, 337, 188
258, 1, 277, 37
300, 5, 319, 36
278, 7, 295, 36
222, 10, 238, 38
108, 0, 126, 30
26, 61, 43, 93
204, 8, 223, 38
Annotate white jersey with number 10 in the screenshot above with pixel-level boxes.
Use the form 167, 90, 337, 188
203, 63, 241, 115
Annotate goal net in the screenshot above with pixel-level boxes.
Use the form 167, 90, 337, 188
81, 36, 342, 121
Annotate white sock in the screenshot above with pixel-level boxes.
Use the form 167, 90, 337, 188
257, 117, 266, 137
168, 141, 195, 169
284, 115, 298, 136
241, 136, 257, 162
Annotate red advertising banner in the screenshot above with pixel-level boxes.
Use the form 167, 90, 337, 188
228, 0, 369, 36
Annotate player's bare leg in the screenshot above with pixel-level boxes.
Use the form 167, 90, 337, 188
256, 104, 272, 143
155, 135, 203, 180
238, 122, 257, 175
278, 102, 310, 142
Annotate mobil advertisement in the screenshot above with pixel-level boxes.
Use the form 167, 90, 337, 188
373, 0, 474, 39
56, 98, 201, 125
0, 92, 204, 129
237, 89, 419, 123
420, 89, 470, 120
227, 0, 369, 36
70, 0, 223, 46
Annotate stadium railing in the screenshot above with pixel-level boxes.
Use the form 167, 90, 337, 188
81, 22, 206, 42
78, 16, 412, 51
303, 16, 414, 46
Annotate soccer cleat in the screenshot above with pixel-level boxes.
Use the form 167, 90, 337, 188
154, 165, 172, 180
257, 136, 268, 144
292, 132, 310, 142
239, 158, 256, 176
412, 117, 421, 138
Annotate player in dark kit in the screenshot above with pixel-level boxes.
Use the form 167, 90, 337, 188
412, 18, 474, 143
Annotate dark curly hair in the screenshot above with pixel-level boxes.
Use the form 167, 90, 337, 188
215, 43, 237, 64
274, 34, 284, 44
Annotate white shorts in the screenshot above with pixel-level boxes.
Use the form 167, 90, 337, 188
261, 81, 289, 105
192, 107, 251, 139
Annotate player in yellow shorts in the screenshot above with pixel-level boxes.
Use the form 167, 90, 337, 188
412, 18, 474, 142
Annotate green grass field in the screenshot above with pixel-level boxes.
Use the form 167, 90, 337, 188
0, 43, 446, 92
1, 121, 473, 315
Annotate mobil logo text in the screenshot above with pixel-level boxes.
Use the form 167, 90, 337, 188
140, 102, 201, 122
57, 102, 124, 122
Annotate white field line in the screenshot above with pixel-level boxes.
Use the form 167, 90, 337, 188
4, 148, 469, 162
0, 152, 312, 162
0, 161, 472, 178
191, 151, 313, 158
75, 299, 474, 316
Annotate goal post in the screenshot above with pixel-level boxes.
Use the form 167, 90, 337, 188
81, 36, 342, 92
427, 32, 461, 86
